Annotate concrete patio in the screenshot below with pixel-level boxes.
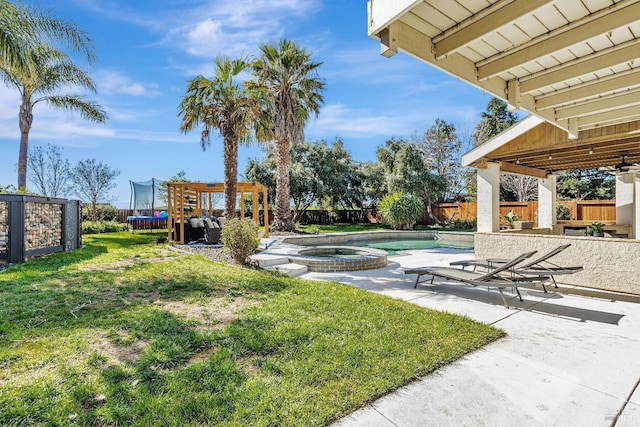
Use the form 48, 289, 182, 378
259, 241, 640, 426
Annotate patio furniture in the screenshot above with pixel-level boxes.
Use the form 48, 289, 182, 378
204, 218, 221, 245
405, 251, 542, 308
188, 218, 206, 243
450, 244, 582, 289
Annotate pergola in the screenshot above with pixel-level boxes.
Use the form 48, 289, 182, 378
167, 181, 269, 244
368, 0, 640, 239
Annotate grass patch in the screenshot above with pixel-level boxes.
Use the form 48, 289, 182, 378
0, 232, 502, 426
297, 223, 389, 234
298, 223, 475, 234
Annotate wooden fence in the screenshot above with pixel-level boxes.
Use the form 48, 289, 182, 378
430, 200, 616, 224
117, 201, 616, 227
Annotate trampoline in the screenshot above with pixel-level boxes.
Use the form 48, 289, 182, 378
127, 178, 168, 230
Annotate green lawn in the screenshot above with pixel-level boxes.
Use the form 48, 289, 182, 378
0, 232, 502, 426
297, 223, 390, 233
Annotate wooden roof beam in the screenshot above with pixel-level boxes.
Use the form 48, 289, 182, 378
477, 1, 640, 80
520, 40, 640, 94
499, 161, 549, 178
375, 21, 563, 131
570, 105, 640, 128
433, 0, 554, 60
555, 90, 640, 119
535, 69, 640, 110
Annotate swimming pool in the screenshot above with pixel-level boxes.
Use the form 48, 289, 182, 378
315, 237, 473, 255
283, 231, 474, 258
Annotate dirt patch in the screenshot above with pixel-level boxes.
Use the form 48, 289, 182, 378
78, 251, 185, 273
94, 334, 149, 364
159, 297, 258, 329
186, 347, 217, 366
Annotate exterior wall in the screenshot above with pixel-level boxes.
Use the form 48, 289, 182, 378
475, 232, 640, 294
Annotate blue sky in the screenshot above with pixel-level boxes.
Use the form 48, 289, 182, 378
0, 0, 501, 208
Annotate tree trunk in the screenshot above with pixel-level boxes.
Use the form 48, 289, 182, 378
18, 99, 33, 192
223, 135, 239, 219
272, 138, 294, 231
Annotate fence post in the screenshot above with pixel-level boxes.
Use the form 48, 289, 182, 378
8, 199, 25, 263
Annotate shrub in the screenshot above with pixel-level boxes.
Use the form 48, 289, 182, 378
221, 218, 260, 264
502, 209, 519, 229
556, 203, 571, 220
452, 218, 477, 230
82, 204, 119, 222
83, 221, 129, 234
378, 192, 424, 230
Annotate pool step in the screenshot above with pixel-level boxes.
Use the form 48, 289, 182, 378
252, 253, 290, 268
264, 263, 308, 277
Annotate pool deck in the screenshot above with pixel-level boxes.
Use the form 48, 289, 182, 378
257, 236, 640, 426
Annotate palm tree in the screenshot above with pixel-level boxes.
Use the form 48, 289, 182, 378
0, 44, 106, 191
1, 0, 95, 81
249, 39, 325, 231
179, 56, 266, 219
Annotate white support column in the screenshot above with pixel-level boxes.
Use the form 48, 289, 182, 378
633, 174, 640, 240
477, 162, 500, 232
616, 172, 634, 227
537, 174, 556, 229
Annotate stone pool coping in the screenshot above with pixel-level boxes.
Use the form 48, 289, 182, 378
287, 245, 388, 273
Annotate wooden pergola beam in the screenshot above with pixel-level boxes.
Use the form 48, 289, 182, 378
167, 181, 269, 244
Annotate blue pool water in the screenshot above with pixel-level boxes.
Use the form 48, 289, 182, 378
317, 238, 473, 255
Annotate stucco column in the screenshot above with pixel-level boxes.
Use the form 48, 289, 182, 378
633, 174, 640, 240
616, 172, 634, 228
537, 174, 556, 229
477, 162, 500, 232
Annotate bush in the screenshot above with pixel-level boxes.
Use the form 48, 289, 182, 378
83, 221, 129, 234
378, 193, 424, 230
221, 218, 260, 264
452, 218, 477, 230
556, 203, 571, 220
82, 204, 119, 222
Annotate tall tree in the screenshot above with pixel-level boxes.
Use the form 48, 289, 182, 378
414, 118, 468, 201
557, 169, 615, 200
0, 44, 106, 192
245, 139, 365, 222
249, 39, 326, 231
0, 2, 102, 192
179, 56, 266, 218
374, 138, 447, 222
474, 97, 519, 145
0, 1, 94, 73
28, 144, 73, 197
71, 158, 119, 222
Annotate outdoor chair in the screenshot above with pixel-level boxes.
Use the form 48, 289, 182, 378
188, 218, 206, 243
405, 251, 544, 308
449, 244, 582, 290
204, 218, 221, 245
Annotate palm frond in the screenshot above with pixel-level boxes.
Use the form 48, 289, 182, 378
44, 94, 107, 123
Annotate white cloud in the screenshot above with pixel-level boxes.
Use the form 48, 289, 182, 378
306, 103, 483, 141
162, 0, 321, 58
96, 70, 161, 97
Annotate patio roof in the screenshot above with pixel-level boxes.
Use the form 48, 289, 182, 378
461, 116, 640, 175
368, 0, 640, 139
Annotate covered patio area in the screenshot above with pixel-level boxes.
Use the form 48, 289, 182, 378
368, 0, 640, 294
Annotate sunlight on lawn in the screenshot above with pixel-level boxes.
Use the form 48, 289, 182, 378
0, 232, 502, 426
